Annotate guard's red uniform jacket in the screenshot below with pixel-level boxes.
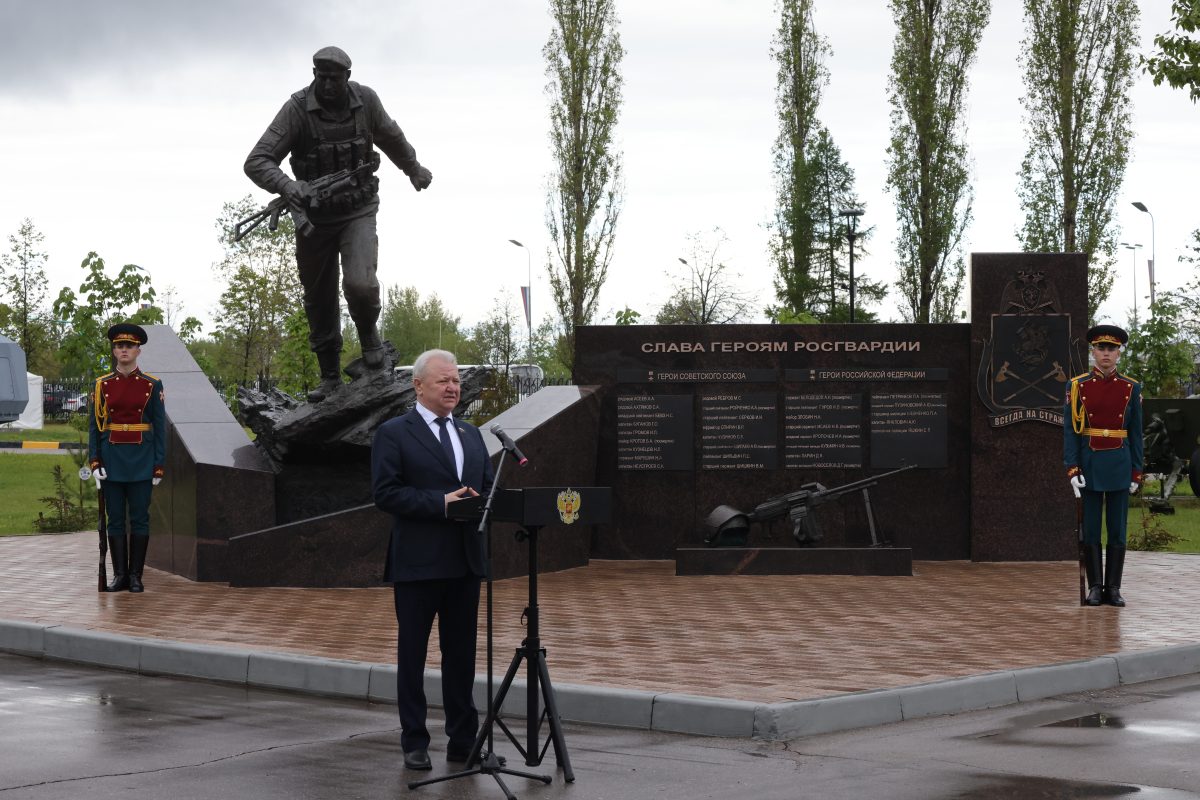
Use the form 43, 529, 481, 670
87, 368, 167, 483
1064, 368, 1143, 492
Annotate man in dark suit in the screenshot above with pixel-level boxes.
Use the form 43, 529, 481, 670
371, 349, 494, 771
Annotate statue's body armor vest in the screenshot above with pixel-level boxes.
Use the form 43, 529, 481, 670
288, 88, 380, 216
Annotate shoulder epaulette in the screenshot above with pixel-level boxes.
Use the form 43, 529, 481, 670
1071, 372, 1090, 382
140, 371, 160, 381
1116, 372, 1140, 385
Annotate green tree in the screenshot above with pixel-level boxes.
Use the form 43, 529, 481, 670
1123, 296, 1196, 397
798, 129, 887, 322
273, 307, 319, 397
378, 285, 469, 366
211, 196, 304, 384
656, 228, 758, 325
0, 218, 54, 373
766, 0, 831, 319
1017, 0, 1139, 321
52, 252, 161, 378
886, 0, 990, 323
544, 0, 625, 367
614, 307, 640, 325
1143, 0, 1200, 102
470, 295, 524, 369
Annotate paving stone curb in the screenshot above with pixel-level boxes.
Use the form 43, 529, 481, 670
3, 619, 1199, 740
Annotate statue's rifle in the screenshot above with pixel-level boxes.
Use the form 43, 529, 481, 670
232, 155, 380, 242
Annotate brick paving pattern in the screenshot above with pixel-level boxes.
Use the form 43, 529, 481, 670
3, 532, 1199, 703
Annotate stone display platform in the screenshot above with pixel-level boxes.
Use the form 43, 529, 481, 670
675, 547, 913, 576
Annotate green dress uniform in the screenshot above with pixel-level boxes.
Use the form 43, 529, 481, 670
87, 324, 167, 593
1063, 326, 1142, 606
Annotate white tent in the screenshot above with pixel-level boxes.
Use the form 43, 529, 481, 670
0, 373, 44, 430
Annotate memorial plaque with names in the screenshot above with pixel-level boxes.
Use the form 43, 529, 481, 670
870, 393, 947, 469
784, 393, 863, 468
617, 394, 693, 470
699, 392, 778, 470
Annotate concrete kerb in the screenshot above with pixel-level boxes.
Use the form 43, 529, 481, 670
4, 618, 1200, 740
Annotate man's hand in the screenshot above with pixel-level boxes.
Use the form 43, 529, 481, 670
1069, 474, 1086, 491
283, 179, 311, 206
152, 477, 163, 487
444, 485, 479, 512
410, 165, 433, 191
1129, 481, 1140, 495
94, 466, 108, 481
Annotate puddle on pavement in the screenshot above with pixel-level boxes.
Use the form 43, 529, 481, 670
947, 773, 1150, 798
1044, 712, 1126, 729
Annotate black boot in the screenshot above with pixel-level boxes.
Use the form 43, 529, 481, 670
307, 349, 343, 403
105, 535, 130, 592
1104, 544, 1126, 607
1083, 543, 1104, 606
358, 323, 385, 370
128, 535, 149, 593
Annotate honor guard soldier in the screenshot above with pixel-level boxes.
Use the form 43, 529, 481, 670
1064, 324, 1143, 607
87, 323, 167, 593
244, 45, 433, 403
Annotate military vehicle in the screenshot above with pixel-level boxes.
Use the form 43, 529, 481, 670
1142, 398, 1200, 513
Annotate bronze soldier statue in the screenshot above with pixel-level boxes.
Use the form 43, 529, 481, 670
245, 45, 432, 402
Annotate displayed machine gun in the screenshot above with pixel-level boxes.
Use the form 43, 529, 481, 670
703, 464, 916, 547
232, 155, 380, 242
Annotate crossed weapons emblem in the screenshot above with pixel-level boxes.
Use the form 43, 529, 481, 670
995, 360, 1067, 404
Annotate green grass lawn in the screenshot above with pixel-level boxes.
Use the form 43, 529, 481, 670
0, 452, 98, 535
1129, 501, 1200, 553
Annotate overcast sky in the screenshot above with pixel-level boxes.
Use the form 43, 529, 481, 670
0, 0, 1195, 340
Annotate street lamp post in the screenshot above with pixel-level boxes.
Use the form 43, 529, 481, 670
838, 208, 864, 323
508, 239, 532, 356
1120, 242, 1142, 328
1132, 202, 1156, 306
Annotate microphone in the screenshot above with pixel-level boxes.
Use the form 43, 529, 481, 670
490, 424, 528, 466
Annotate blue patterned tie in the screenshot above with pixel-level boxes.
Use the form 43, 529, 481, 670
435, 417, 456, 476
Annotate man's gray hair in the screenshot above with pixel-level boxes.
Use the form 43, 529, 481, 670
413, 349, 457, 380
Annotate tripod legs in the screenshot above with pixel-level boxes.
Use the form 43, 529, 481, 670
476, 642, 574, 782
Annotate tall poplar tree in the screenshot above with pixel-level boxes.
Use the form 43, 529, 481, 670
1017, 0, 1139, 320
886, 0, 990, 323
543, 0, 624, 367
767, 0, 830, 319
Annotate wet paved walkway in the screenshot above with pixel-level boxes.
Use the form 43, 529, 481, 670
4, 532, 1200, 704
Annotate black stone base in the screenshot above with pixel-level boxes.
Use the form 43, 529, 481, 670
675, 547, 913, 576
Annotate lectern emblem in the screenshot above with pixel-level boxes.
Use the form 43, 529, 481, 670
557, 489, 581, 524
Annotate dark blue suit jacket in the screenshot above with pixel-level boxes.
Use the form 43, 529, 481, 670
371, 407, 494, 582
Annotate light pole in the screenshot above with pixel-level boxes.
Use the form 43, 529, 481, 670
1120, 242, 1142, 328
838, 208, 864, 322
508, 239, 532, 357
1132, 202, 1156, 306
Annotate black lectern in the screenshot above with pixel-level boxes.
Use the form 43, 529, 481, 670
449, 487, 612, 782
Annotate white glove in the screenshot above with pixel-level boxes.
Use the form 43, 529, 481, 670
1129, 481, 1139, 495
152, 477, 162, 486
94, 467, 107, 481
1069, 474, 1086, 491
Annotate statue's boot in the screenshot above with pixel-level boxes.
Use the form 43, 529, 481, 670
307, 349, 343, 403
105, 534, 130, 592
128, 535, 149, 593
1104, 544, 1126, 607
1084, 543, 1104, 606
358, 324, 385, 370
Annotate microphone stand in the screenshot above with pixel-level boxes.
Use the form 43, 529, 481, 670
409, 450, 551, 798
